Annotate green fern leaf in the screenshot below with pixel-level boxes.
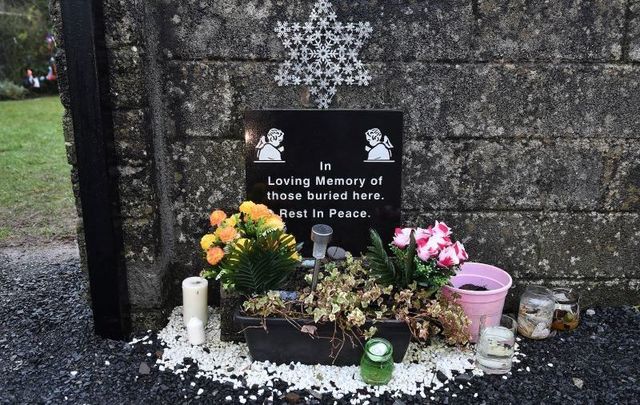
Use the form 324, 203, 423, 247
365, 229, 397, 286
220, 230, 297, 295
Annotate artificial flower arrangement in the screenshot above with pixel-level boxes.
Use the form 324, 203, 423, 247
236, 220, 471, 363
199, 201, 302, 294
367, 221, 469, 294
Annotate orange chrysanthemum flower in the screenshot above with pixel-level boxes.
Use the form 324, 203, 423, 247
209, 210, 227, 226
216, 226, 238, 243
206, 247, 224, 266
249, 204, 271, 220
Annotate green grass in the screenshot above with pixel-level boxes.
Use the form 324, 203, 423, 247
0, 96, 76, 246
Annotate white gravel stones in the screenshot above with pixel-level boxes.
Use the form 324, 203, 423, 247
129, 335, 149, 345
70, 371, 78, 377
150, 307, 482, 399
586, 309, 596, 316
573, 377, 584, 389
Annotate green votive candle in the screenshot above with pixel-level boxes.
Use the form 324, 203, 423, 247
360, 338, 394, 385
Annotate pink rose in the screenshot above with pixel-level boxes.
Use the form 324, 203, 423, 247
432, 221, 452, 238
392, 227, 413, 249
414, 227, 433, 242
437, 245, 460, 268
417, 236, 446, 261
453, 241, 468, 261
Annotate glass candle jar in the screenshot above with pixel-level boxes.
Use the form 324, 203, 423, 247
552, 288, 580, 331
360, 338, 394, 385
476, 315, 517, 375
517, 285, 555, 339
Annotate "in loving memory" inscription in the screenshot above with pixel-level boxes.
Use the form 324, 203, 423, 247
245, 110, 402, 255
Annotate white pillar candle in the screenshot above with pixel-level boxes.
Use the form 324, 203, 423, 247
187, 317, 206, 346
182, 277, 208, 326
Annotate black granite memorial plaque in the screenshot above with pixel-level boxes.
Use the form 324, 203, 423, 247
245, 110, 403, 256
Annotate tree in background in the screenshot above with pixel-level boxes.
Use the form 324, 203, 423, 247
0, 0, 52, 83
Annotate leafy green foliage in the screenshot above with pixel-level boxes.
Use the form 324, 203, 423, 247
366, 229, 420, 290
365, 228, 398, 286
0, 0, 52, 82
243, 255, 471, 347
205, 230, 298, 295
0, 80, 28, 100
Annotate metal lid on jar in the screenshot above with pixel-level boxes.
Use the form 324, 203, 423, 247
365, 338, 393, 363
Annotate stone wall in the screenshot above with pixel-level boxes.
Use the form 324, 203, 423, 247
53, 0, 640, 332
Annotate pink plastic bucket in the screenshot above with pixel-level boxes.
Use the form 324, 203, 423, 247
442, 262, 512, 342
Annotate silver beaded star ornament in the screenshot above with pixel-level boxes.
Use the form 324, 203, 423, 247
274, 0, 373, 109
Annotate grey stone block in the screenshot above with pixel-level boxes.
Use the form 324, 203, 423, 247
384, 63, 640, 140
629, 1, 640, 61
121, 216, 158, 267
69, 167, 83, 219
476, 0, 626, 61
403, 211, 639, 282
109, 71, 145, 109
159, 1, 473, 61
116, 163, 157, 218
606, 141, 640, 211
170, 139, 245, 232
165, 62, 304, 139
112, 109, 150, 163
127, 264, 164, 308
537, 212, 640, 279
167, 61, 640, 144
165, 62, 235, 138
403, 138, 612, 211
107, 46, 144, 74
103, 0, 144, 48
167, 139, 246, 304
171, 62, 640, 140
62, 109, 76, 166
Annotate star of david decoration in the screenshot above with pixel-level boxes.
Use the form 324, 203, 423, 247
274, 0, 373, 109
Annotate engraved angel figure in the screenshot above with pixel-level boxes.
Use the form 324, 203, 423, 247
256, 128, 285, 162
365, 128, 393, 161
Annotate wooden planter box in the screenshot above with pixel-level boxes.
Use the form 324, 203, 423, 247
234, 311, 412, 366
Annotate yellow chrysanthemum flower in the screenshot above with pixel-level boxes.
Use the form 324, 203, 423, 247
239, 201, 256, 215
223, 215, 238, 228
200, 233, 218, 251
262, 215, 285, 231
